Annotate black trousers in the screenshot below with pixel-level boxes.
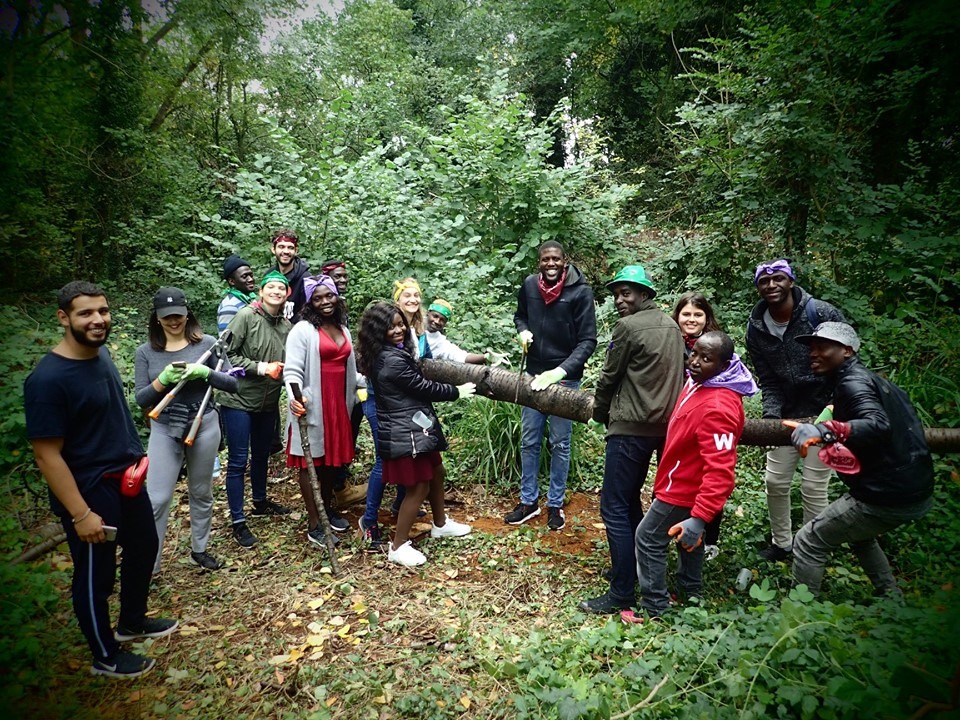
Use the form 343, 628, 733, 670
61, 480, 158, 662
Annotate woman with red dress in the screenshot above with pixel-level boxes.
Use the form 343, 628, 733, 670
284, 275, 357, 548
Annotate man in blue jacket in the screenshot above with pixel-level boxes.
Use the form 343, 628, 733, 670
789, 323, 933, 597
507, 241, 597, 531
746, 259, 844, 562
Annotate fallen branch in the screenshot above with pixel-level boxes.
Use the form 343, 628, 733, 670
610, 674, 671, 719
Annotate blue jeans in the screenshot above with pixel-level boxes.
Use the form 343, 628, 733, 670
360, 396, 405, 526
222, 406, 277, 524
519, 378, 581, 508
635, 499, 704, 616
601, 435, 663, 601
792, 493, 932, 595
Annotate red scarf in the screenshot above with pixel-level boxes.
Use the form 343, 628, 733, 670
538, 267, 568, 305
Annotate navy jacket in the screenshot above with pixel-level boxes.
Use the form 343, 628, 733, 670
514, 263, 597, 381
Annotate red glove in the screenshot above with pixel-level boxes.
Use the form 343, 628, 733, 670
820, 420, 851, 444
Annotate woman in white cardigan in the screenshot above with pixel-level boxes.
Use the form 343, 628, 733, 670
284, 274, 358, 548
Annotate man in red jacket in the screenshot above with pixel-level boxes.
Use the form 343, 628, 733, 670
625, 331, 758, 623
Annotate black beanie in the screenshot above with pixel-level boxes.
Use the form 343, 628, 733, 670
223, 254, 251, 280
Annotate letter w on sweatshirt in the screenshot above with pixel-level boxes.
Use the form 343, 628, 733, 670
713, 433, 735, 451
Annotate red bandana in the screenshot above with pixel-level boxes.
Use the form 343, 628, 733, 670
538, 267, 568, 305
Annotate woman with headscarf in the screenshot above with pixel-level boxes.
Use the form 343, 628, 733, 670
284, 274, 357, 548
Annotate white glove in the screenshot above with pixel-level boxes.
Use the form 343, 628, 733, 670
457, 382, 476, 399
517, 330, 533, 349
485, 350, 509, 367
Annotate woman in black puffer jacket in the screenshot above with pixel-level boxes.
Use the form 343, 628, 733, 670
356, 302, 476, 567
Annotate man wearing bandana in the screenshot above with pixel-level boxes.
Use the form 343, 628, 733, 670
266, 229, 311, 320
507, 241, 597, 531
746, 258, 845, 562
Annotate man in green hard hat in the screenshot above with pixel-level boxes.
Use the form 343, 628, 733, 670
580, 264, 685, 614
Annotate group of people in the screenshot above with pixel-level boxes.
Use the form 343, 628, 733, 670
23, 233, 934, 676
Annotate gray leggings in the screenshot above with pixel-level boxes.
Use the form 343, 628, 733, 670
146, 411, 220, 572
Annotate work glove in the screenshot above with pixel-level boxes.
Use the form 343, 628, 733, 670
182, 363, 210, 382
290, 397, 307, 417
158, 364, 185, 386
814, 404, 834, 423
668, 517, 707, 552
789, 423, 822, 456
357, 388, 368, 403
485, 349, 509, 367
258, 361, 284, 379
517, 330, 533, 350
587, 419, 605, 433
457, 382, 476, 399
820, 419, 851, 444
531, 367, 566, 392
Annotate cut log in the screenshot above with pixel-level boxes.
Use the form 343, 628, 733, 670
421, 359, 960, 452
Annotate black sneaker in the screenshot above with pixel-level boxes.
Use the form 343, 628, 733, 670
547, 507, 566, 531
91, 651, 156, 678
326, 512, 350, 532
115, 617, 179, 642
579, 592, 633, 614
251, 499, 292, 516
232, 521, 258, 548
358, 517, 388, 552
504, 502, 540, 525
758, 544, 791, 562
307, 525, 340, 548
190, 550, 223, 571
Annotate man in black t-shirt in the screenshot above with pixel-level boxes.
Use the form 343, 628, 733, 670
24, 281, 178, 679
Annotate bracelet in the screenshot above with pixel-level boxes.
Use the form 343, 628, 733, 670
72, 508, 91, 524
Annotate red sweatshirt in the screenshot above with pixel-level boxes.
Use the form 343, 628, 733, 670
653, 379, 746, 522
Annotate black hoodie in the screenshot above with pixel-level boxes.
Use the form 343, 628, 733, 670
267, 256, 311, 320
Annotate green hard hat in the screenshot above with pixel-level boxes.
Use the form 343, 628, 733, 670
605, 265, 656, 299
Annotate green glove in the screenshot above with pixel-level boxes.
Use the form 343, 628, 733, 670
182, 363, 211, 382
814, 404, 834, 423
530, 367, 566, 392
158, 364, 185, 386
587, 419, 605, 433
457, 382, 476, 399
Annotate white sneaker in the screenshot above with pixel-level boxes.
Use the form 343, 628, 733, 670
430, 516, 472, 538
388, 540, 426, 567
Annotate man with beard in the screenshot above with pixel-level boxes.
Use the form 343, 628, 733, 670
507, 241, 597, 531
579, 265, 685, 613
24, 281, 178, 678
267, 229, 311, 320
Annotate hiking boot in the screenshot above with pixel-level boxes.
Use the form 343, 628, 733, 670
758, 544, 791, 562
307, 525, 340, 548
251, 499, 292, 516
115, 617, 179, 642
91, 651, 156, 679
547, 507, 566, 531
388, 540, 426, 567
579, 592, 633, 615
359, 517, 388, 552
430, 516, 471, 538
190, 550, 223, 571
504, 502, 540, 525
326, 511, 350, 533
232, 522, 257, 548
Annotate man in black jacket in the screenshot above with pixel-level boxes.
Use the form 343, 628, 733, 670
267, 228, 311, 320
789, 322, 933, 597
507, 241, 597, 531
746, 259, 845, 562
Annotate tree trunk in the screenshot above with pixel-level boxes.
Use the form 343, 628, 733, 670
421, 359, 960, 452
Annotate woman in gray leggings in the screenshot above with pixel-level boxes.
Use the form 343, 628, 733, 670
135, 287, 238, 572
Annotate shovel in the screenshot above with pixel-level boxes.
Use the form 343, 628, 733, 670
290, 382, 341, 576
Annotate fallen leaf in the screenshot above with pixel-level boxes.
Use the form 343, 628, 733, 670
307, 598, 324, 610
325, 695, 338, 707
269, 655, 291, 666
307, 621, 324, 633
182, 700, 195, 710
274, 670, 285, 685
178, 625, 199, 636
444, 569, 459, 579
374, 695, 387, 704
460, 696, 471, 709
328, 615, 346, 626
306, 634, 326, 647
127, 690, 143, 702
591, 523, 605, 530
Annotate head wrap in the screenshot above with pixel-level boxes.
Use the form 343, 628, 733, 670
320, 259, 346, 273
303, 274, 339, 300
222, 254, 251, 280
271, 231, 299, 247
260, 270, 290, 289
392, 279, 422, 302
428, 299, 453, 320
754, 259, 795, 285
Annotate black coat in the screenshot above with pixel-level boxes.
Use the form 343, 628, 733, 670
371, 346, 458, 460
746, 286, 844, 418
831, 358, 934, 506
513, 263, 597, 381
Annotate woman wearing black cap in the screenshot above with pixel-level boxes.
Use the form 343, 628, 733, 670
135, 288, 239, 572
